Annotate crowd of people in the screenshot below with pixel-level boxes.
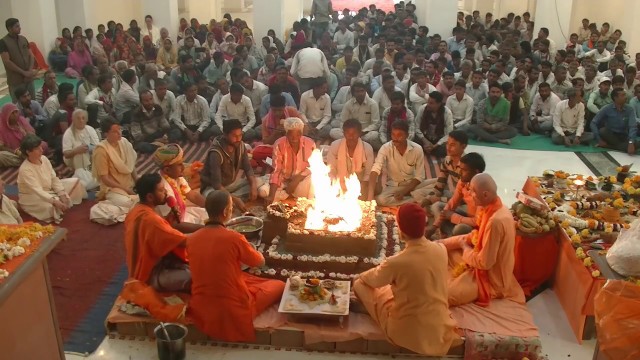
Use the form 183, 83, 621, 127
0, 0, 634, 355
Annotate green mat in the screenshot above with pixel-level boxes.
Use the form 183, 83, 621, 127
469, 133, 607, 153
0, 74, 79, 107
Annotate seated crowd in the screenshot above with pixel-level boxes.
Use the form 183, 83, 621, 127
0, 2, 631, 355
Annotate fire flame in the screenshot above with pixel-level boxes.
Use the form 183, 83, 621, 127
304, 149, 363, 232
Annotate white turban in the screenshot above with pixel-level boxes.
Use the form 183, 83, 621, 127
284, 117, 305, 132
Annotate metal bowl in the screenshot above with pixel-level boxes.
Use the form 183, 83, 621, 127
226, 216, 264, 239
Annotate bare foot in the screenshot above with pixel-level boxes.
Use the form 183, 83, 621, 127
498, 139, 511, 145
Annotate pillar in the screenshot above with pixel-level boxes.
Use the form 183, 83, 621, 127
253, 0, 304, 40
142, 0, 180, 40
186, 0, 222, 25
621, 1, 640, 55
413, 0, 458, 38
533, 0, 573, 52
11, 0, 59, 56
473, 0, 496, 17
54, 0, 92, 32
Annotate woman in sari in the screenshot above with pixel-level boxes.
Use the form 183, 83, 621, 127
245, 35, 265, 67
18, 134, 86, 223
177, 18, 189, 42
204, 32, 220, 55
267, 29, 285, 55
49, 35, 71, 72
0, 104, 39, 168
230, 27, 243, 46
65, 38, 93, 78
142, 35, 157, 62
156, 38, 179, 73
62, 110, 100, 189
220, 34, 238, 59
128, 20, 141, 43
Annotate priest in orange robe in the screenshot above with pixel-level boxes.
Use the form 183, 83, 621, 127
441, 173, 525, 306
353, 203, 461, 356
187, 190, 285, 342
124, 173, 191, 292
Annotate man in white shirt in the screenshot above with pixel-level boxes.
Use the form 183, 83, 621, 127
238, 72, 268, 118
214, 83, 258, 142
552, 88, 593, 145
85, 74, 117, 125
466, 70, 488, 113
362, 48, 390, 74
209, 78, 229, 123
372, 74, 402, 116
290, 44, 331, 94
529, 82, 561, 135
537, 27, 557, 57
168, 82, 213, 143
326, 119, 375, 196
114, 69, 140, 122
330, 82, 382, 151
446, 79, 474, 131
582, 41, 612, 64
408, 70, 436, 114
333, 20, 355, 55
151, 78, 176, 124
300, 78, 332, 141
366, 120, 433, 207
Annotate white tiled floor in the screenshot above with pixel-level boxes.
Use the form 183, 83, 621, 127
65, 147, 599, 359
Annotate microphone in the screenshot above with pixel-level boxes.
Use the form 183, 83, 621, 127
166, 196, 181, 223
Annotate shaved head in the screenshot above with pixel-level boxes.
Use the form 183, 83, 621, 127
205, 190, 232, 220
470, 173, 498, 206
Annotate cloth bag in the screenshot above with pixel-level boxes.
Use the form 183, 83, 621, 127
73, 168, 99, 190
606, 218, 640, 277
594, 280, 640, 360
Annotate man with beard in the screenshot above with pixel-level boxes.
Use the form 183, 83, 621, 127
201, 119, 261, 213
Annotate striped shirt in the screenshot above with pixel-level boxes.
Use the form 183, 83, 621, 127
171, 94, 211, 133
433, 155, 462, 199
270, 136, 316, 187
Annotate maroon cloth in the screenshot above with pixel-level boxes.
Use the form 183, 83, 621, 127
397, 203, 426, 238
0, 103, 35, 151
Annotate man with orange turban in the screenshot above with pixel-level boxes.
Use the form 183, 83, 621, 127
353, 203, 460, 356
153, 144, 207, 225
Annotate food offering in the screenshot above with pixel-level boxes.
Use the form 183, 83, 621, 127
279, 277, 350, 316
511, 200, 556, 234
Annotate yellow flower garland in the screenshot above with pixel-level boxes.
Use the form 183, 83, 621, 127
162, 174, 189, 202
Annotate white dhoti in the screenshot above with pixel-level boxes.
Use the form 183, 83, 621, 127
19, 178, 87, 223
90, 189, 139, 225
376, 179, 436, 207
258, 174, 313, 202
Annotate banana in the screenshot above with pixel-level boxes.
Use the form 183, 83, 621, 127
518, 221, 538, 233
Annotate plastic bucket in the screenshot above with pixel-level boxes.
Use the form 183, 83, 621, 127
154, 323, 187, 360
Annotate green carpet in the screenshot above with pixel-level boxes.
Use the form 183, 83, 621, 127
0, 74, 79, 107
469, 133, 607, 153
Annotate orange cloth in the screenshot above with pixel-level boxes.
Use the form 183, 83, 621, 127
445, 199, 525, 306
120, 279, 186, 322
29, 42, 48, 70
513, 229, 559, 296
187, 226, 285, 342
553, 232, 604, 342
354, 240, 459, 356
123, 204, 187, 282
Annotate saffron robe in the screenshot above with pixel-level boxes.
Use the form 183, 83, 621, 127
443, 204, 525, 306
354, 240, 460, 356
124, 204, 187, 283
187, 226, 285, 342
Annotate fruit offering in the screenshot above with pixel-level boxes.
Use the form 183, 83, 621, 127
299, 278, 329, 302
512, 201, 557, 234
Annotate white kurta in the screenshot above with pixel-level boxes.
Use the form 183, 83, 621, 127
62, 126, 101, 171
17, 156, 87, 223
0, 194, 22, 225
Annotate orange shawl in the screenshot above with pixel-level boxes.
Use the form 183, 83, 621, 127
467, 197, 503, 307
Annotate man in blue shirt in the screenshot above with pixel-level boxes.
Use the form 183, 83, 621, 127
446, 27, 466, 54
591, 88, 637, 154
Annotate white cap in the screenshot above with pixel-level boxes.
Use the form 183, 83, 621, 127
598, 77, 611, 85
